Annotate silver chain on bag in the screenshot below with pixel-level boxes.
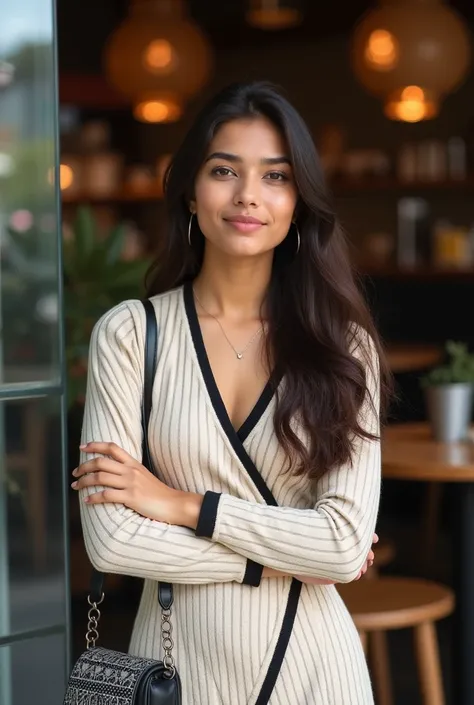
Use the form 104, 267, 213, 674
85, 593, 104, 649
85, 592, 176, 679
161, 608, 176, 678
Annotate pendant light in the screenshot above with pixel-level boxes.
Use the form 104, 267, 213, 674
246, 0, 303, 31
350, 0, 471, 122
103, 0, 213, 123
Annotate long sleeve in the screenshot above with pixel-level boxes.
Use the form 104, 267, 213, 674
195, 330, 381, 583
79, 301, 261, 586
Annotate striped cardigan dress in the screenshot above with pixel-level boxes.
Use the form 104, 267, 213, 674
79, 282, 380, 705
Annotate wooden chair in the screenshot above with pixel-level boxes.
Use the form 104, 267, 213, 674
338, 577, 454, 705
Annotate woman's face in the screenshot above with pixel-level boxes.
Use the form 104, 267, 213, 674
191, 116, 298, 259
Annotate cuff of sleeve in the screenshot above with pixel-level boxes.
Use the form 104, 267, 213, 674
195, 491, 222, 539
242, 559, 264, 587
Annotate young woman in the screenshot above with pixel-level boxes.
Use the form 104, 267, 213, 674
72, 81, 390, 704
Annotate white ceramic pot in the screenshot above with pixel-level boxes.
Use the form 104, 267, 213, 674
424, 382, 473, 442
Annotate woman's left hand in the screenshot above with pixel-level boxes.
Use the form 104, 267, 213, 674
72, 442, 198, 526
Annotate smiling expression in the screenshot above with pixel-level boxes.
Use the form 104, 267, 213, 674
191, 116, 298, 259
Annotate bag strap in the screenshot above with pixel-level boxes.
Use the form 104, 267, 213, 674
87, 301, 174, 672
141, 300, 174, 613
141, 298, 157, 474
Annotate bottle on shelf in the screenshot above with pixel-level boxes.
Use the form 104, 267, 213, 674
447, 137, 467, 181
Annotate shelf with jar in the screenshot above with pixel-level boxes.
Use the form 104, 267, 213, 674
319, 123, 472, 198
355, 195, 474, 280
59, 118, 171, 207
60, 152, 171, 206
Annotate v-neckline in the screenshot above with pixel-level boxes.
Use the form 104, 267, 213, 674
182, 281, 276, 443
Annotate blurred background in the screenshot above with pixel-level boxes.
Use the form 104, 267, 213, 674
2, 1, 474, 703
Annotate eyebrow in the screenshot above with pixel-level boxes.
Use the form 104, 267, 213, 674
205, 151, 291, 166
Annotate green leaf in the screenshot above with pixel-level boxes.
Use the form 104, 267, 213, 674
62, 207, 152, 406
105, 223, 126, 265
73, 206, 96, 260
420, 339, 474, 387
107, 260, 150, 289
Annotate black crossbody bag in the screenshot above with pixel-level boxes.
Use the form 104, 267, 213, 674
64, 298, 301, 705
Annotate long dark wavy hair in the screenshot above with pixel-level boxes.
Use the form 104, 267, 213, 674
146, 81, 392, 480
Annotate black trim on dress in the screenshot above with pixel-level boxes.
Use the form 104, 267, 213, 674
255, 579, 302, 704
183, 281, 277, 505
194, 490, 221, 539
183, 281, 302, 705
242, 559, 265, 587
195, 490, 264, 587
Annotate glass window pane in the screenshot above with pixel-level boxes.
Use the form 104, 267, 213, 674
0, 0, 60, 385
0, 632, 66, 705
0, 396, 66, 638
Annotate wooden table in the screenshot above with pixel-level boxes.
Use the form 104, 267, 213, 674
385, 344, 442, 374
383, 423, 474, 704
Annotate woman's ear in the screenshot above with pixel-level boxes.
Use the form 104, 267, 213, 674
189, 199, 196, 214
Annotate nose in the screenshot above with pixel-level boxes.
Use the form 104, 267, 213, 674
233, 175, 260, 209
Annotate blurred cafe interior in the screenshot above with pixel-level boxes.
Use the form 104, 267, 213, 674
4, 0, 474, 703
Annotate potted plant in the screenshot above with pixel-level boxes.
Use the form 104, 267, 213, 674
421, 340, 474, 442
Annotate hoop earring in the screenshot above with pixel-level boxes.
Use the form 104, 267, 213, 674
293, 221, 300, 256
188, 212, 194, 246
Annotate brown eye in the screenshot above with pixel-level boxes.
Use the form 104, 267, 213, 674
212, 167, 234, 177
265, 171, 289, 181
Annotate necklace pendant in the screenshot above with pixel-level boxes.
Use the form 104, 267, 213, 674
237, 353, 243, 360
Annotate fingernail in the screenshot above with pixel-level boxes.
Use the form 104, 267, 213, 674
79, 444, 87, 450
72, 468, 78, 476
71, 481, 78, 489
83, 496, 90, 503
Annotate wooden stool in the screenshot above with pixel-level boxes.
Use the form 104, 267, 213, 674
364, 538, 396, 704
338, 578, 454, 705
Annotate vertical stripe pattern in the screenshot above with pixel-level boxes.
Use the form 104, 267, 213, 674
78, 286, 379, 704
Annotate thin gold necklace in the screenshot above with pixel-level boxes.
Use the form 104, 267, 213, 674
193, 289, 264, 360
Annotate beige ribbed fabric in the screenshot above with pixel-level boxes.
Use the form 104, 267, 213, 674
79, 284, 380, 705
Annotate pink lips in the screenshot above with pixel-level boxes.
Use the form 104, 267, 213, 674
224, 215, 265, 233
